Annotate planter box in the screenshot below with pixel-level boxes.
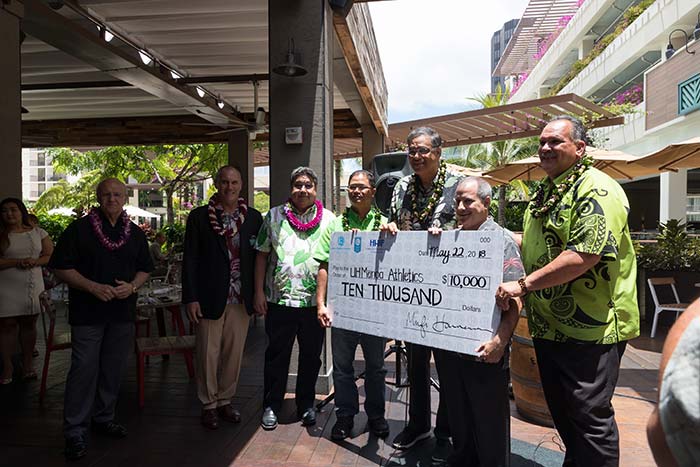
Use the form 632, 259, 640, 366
637, 268, 700, 324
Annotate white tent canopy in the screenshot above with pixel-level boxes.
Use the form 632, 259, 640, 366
48, 205, 159, 219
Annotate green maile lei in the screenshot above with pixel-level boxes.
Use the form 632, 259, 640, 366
410, 160, 447, 225
529, 155, 593, 219
342, 207, 381, 231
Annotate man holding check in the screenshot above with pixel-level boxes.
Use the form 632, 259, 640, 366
315, 170, 390, 441
434, 176, 524, 467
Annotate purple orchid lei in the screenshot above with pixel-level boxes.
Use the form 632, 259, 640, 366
88, 208, 132, 251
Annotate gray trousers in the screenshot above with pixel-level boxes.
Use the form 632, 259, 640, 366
64, 322, 133, 440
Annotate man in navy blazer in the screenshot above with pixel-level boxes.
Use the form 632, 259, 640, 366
182, 165, 262, 430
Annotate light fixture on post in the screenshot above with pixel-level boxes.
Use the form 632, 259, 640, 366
272, 38, 308, 77
255, 107, 266, 126
196, 87, 206, 98
665, 28, 695, 59
217, 99, 225, 110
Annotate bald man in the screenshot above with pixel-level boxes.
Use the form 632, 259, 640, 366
50, 178, 153, 461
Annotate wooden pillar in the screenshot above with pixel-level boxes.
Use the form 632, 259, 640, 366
0, 1, 23, 200
227, 130, 254, 204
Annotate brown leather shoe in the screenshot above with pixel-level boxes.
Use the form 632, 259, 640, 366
201, 408, 219, 430
217, 404, 241, 423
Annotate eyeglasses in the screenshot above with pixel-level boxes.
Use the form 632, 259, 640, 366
407, 146, 434, 156
293, 182, 314, 190
347, 184, 371, 192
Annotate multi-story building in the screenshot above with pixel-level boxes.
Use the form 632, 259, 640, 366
491, 19, 519, 94
21, 148, 66, 201
494, 0, 700, 230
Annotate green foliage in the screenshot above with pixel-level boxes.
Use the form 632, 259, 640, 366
636, 219, 700, 271
35, 213, 75, 242
254, 191, 270, 213
161, 223, 186, 253
549, 0, 654, 96
33, 172, 101, 214
489, 200, 528, 232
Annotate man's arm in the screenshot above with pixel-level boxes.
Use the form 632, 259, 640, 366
476, 297, 521, 363
496, 249, 600, 309
646, 302, 700, 467
54, 268, 116, 302
253, 251, 269, 315
317, 262, 331, 327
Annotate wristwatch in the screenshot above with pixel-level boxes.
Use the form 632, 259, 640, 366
131, 283, 137, 295
517, 276, 529, 295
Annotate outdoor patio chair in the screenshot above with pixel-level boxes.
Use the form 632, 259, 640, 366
136, 335, 195, 409
38, 291, 72, 404
647, 277, 689, 338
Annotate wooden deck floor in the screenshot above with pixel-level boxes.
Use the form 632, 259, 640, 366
0, 309, 664, 467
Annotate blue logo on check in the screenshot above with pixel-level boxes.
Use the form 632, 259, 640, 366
353, 237, 362, 253
338, 236, 345, 247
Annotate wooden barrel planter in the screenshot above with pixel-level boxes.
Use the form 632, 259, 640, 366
510, 310, 554, 427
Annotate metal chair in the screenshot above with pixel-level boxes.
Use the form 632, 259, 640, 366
647, 277, 689, 338
38, 291, 72, 404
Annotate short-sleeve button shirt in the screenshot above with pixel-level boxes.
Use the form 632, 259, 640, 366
522, 166, 640, 343
313, 208, 387, 263
390, 166, 464, 231
255, 203, 335, 308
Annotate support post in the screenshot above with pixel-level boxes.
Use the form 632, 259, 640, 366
0, 1, 23, 200
228, 130, 254, 204
659, 170, 687, 224
361, 123, 384, 170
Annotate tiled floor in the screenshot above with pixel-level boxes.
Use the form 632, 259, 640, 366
0, 308, 663, 466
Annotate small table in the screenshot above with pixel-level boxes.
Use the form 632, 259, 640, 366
137, 286, 187, 337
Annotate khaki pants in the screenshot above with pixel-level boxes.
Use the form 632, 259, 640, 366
195, 303, 250, 409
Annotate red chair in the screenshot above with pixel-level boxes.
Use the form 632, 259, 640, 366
38, 291, 72, 404
136, 335, 195, 408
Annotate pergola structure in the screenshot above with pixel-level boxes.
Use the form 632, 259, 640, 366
3, 0, 389, 205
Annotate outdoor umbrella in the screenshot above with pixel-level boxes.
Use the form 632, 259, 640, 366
444, 163, 508, 185
124, 205, 159, 218
483, 147, 657, 184
633, 137, 700, 172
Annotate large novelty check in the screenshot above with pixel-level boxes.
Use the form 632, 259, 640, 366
327, 230, 504, 355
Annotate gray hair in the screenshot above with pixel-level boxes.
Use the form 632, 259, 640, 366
549, 115, 586, 142
457, 176, 492, 202
214, 165, 243, 185
406, 126, 442, 148
290, 166, 318, 187
348, 169, 375, 188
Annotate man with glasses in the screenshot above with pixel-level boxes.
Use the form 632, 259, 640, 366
314, 170, 390, 441
381, 127, 463, 462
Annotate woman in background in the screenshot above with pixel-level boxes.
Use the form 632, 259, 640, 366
0, 198, 54, 384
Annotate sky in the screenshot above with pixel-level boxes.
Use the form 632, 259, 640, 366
368, 0, 530, 124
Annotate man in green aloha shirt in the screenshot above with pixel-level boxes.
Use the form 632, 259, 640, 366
381, 127, 463, 461
496, 116, 640, 467
314, 170, 390, 442
253, 167, 335, 431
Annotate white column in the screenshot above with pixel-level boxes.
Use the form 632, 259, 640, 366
659, 170, 687, 224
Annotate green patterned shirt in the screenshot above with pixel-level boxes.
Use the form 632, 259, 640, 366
522, 166, 640, 343
390, 167, 464, 231
255, 203, 335, 308
313, 208, 388, 263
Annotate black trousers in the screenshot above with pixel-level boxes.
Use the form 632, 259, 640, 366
263, 303, 325, 413
534, 339, 627, 467
435, 349, 510, 467
406, 342, 449, 438
64, 322, 133, 440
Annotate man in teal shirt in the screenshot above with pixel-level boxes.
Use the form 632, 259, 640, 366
315, 170, 390, 441
496, 116, 639, 467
